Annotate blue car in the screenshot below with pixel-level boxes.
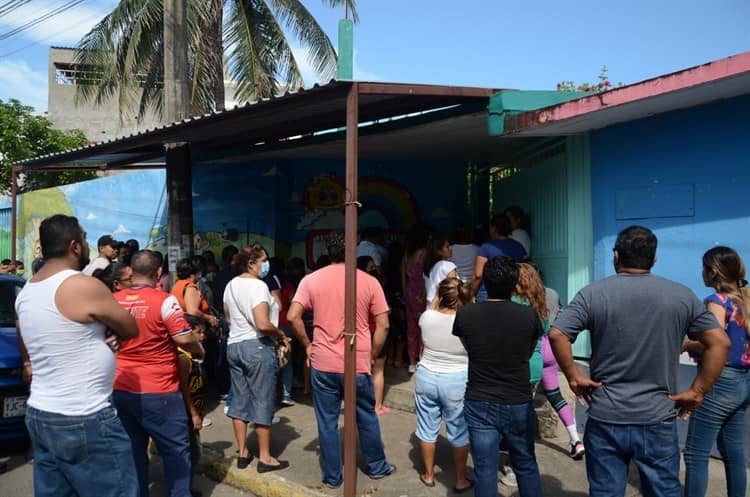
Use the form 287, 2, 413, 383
0, 274, 27, 441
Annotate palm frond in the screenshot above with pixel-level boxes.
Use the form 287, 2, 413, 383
226, 0, 277, 101
268, 0, 338, 80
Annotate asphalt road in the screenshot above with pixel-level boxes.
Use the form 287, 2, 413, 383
0, 439, 252, 497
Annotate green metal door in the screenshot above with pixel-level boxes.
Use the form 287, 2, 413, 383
492, 137, 593, 359
492, 141, 569, 303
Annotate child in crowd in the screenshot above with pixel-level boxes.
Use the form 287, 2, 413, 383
179, 314, 208, 491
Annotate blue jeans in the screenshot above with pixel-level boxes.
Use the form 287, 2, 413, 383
464, 400, 542, 497
25, 405, 138, 497
113, 391, 191, 497
280, 326, 294, 400
684, 367, 750, 497
311, 368, 392, 487
585, 417, 680, 497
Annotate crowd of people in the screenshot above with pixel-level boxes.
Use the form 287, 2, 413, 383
11, 210, 750, 497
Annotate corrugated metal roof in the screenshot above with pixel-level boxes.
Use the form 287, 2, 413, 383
17, 80, 499, 170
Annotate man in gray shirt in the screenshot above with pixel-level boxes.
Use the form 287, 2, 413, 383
550, 225, 729, 497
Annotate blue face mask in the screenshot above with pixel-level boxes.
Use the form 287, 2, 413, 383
259, 260, 270, 278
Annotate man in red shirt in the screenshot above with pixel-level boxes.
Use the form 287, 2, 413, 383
287, 233, 395, 489
113, 250, 205, 497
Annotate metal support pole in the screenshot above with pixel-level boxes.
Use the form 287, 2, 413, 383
11, 167, 18, 262
342, 82, 359, 497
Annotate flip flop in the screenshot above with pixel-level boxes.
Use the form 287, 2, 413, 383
453, 479, 474, 494
419, 475, 436, 488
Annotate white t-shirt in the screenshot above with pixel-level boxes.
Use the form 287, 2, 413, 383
418, 310, 468, 373
223, 277, 279, 345
424, 260, 457, 307
356, 240, 387, 267
82, 255, 111, 276
510, 229, 531, 255
450, 244, 479, 284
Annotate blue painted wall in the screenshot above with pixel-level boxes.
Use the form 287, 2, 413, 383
589, 94, 750, 465
192, 158, 468, 246
591, 94, 750, 293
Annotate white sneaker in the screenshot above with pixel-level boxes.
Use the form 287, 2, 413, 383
223, 406, 229, 415
201, 418, 213, 428
407, 364, 416, 374
281, 398, 295, 406
499, 465, 518, 487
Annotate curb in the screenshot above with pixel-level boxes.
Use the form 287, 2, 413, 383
199, 447, 330, 497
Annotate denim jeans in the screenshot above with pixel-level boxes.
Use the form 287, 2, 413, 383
113, 391, 191, 497
684, 367, 750, 497
310, 368, 392, 487
280, 326, 295, 401
25, 405, 138, 497
585, 417, 680, 497
414, 366, 468, 446
463, 400, 542, 497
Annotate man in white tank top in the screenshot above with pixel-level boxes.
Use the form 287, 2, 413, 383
15, 214, 140, 497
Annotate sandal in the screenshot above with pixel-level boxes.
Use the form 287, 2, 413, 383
453, 479, 474, 494
419, 475, 436, 488
237, 454, 253, 469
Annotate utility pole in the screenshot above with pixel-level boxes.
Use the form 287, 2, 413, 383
164, 0, 193, 272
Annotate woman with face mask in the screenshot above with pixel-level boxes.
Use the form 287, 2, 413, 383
223, 244, 291, 473
172, 258, 219, 330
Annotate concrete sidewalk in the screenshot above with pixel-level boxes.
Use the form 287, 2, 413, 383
196, 381, 736, 497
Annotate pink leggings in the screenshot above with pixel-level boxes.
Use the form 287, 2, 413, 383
540, 335, 575, 427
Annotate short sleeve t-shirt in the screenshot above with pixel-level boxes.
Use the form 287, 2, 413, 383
223, 277, 279, 345
553, 273, 720, 424
419, 310, 468, 373
453, 301, 543, 403
425, 260, 457, 306
293, 264, 389, 375
478, 238, 527, 262
704, 292, 750, 368
114, 287, 192, 394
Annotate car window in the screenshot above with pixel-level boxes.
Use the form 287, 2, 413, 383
0, 281, 24, 327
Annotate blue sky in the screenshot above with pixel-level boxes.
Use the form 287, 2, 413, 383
0, 0, 747, 113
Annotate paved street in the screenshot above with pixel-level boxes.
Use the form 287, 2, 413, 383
0, 439, 253, 497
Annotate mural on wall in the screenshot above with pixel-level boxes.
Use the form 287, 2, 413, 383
296, 174, 420, 232
294, 173, 422, 266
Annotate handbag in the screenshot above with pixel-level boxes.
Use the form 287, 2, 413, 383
227, 279, 289, 368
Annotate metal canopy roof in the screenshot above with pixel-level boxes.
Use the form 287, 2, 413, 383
203, 109, 534, 164
17, 80, 500, 171
502, 51, 750, 137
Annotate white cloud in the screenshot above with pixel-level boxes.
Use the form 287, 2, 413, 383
0, 1, 113, 46
0, 59, 47, 111
86, 212, 97, 220
113, 224, 131, 234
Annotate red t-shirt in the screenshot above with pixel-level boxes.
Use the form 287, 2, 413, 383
114, 286, 192, 394
292, 264, 389, 375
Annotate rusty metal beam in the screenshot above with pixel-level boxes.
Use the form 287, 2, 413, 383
343, 82, 359, 497
358, 82, 496, 98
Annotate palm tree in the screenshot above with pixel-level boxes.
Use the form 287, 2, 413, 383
74, 0, 358, 120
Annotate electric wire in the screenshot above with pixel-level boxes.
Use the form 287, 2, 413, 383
0, 1, 31, 18
0, 0, 89, 41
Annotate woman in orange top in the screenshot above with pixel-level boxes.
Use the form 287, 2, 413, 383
172, 258, 219, 329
